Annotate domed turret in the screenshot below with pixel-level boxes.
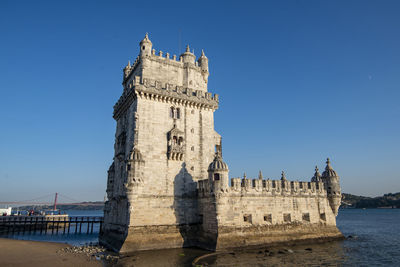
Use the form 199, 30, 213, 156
321, 158, 341, 216
208, 143, 229, 192
208, 153, 228, 172
139, 33, 152, 57
197, 49, 209, 82
321, 158, 338, 177
127, 148, 144, 162
311, 166, 321, 182
180, 45, 196, 64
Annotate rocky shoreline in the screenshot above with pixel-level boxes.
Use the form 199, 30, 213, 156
56, 243, 121, 265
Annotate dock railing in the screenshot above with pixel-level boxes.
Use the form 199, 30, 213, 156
0, 215, 103, 236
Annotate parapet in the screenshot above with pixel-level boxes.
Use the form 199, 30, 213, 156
198, 176, 326, 198
123, 47, 205, 83
229, 177, 326, 197
113, 76, 219, 119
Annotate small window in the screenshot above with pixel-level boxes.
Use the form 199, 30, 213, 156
127, 164, 131, 171
320, 213, 326, 221
178, 137, 184, 146
283, 213, 291, 223
264, 214, 272, 223
191, 166, 194, 171
191, 128, 194, 133
142, 46, 145, 50
191, 110, 195, 114
173, 136, 178, 145
302, 213, 310, 222
191, 146, 194, 151
176, 108, 180, 119
199, 214, 203, 224
214, 173, 220, 181
170, 107, 175, 118
243, 214, 252, 223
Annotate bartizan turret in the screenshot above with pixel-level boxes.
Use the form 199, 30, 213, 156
139, 33, 152, 57
321, 158, 341, 216
311, 166, 321, 182
207, 144, 229, 192
180, 45, 196, 64
197, 50, 209, 83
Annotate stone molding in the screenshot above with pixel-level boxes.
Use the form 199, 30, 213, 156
114, 76, 219, 119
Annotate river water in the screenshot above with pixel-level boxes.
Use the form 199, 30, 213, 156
2, 209, 400, 266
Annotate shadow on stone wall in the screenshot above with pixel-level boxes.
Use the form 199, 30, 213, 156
99, 197, 129, 252
173, 163, 199, 248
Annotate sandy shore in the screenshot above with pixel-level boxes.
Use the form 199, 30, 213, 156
0, 238, 102, 267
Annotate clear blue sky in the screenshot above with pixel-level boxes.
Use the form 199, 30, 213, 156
1, 0, 399, 202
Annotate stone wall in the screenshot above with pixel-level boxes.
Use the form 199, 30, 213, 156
197, 177, 340, 250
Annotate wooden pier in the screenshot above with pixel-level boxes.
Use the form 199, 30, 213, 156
0, 215, 103, 235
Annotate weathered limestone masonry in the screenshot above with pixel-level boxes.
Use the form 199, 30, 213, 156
100, 34, 343, 253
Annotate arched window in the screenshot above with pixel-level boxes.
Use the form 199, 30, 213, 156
170, 107, 175, 118
176, 108, 180, 119
173, 136, 178, 145
178, 137, 183, 146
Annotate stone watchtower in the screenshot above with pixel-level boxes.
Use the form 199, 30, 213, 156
321, 158, 341, 216
100, 34, 221, 252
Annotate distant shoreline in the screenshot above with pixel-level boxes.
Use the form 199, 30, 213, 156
10, 192, 400, 211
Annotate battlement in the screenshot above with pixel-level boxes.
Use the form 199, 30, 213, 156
113, 76, 219, 119
123, 48, 205, 84
197, 177, 326, 197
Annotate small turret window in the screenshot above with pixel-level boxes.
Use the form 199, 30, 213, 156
214, 173, 220, 180
142, 46, 145, 50
170, 107, 181, 119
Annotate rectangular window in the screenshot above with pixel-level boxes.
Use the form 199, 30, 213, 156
243, 214, 252, 223
283, 213, 291, 223
302, 213, 310, 222
264, 214, 272, 224
320, 213, 326, 221
214, 173, 220, 181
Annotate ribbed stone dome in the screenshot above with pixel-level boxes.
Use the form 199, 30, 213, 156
321, 158, 338, 177
140, 33, 152, 45
127, 148, 143, 162
208, 154, 228, 172
311, 166, 321, 182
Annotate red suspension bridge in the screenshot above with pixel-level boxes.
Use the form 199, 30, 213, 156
0, 193, 103, 208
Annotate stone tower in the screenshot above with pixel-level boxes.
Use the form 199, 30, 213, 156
321, 158, 342, 216
100, 34, 221, 252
